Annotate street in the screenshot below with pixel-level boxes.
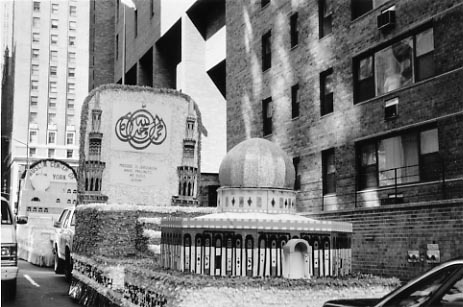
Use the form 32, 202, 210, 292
1, 260, 80, 307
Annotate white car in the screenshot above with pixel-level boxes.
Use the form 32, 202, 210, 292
53, 206, 75, 282
1, 196, 27, 298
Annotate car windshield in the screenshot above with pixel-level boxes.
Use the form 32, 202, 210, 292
1, 200, 13, 224
381, 264, 462, 307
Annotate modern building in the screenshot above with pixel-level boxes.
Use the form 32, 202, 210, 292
1, 0, 89, 209
90, 0, 226, 206
226, 0, 463, 279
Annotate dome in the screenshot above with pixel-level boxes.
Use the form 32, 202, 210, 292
219, 138, 295, 189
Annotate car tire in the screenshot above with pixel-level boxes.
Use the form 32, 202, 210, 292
64, 248, 73, 283
54, 249, 65, 274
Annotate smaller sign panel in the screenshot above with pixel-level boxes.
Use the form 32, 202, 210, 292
111, 155, 168, 187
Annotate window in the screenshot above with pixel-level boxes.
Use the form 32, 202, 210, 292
262, 97, 272, 136
31, 80, 39, 91
69, 5, 76, 17
150, 0, 154, 17
67, 99, 75, 110
50, 66, 57, 77
49, 97, 57, 108
68, 52, 76, 64
33, 17, 40, 28
32, 49, 39, 59
51, 3, 59, 14
50, 81, 57, 93
68, 67, 75, 78
51, 34, 58, 45
48, 131, 57, 144
290, 13, 298, 48
29, 148, 36, 157
384, 97, 398, 119
29, 130, 38, 143
438, 273, 463, 305
48, 149, 55, 158
291, 84, 299, 118
351, 0, 389, 20
33, 1, 40, 12
66, 132, 75, 145
32, 33, 40, 43
261, 0, 270, 8
293, 157, 301, 190
31, 64, 39, 76
320, 68, 334, 115
416, 28, 435, 81
322, 149, 336, 194
354, 28, 434, 103
134, 10, 138, 37
29, 112, 38, 123
262, 31, 272, 71
67, 114, 75, 125
357, 127, 440, 190
51, 19, 59, 30
48, 112, 56, 124
319, 0, 332, 38
69, 21, 76, 31
50, 51, 58, 62
69, 36, 76, 47
30, 96, 38, 106
67, 150, 73, 158
420, 128, 440, 181
67, 83, 75, 94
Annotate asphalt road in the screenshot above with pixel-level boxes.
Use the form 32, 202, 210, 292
1, 260, 81, 307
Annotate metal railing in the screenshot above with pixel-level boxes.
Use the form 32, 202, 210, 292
318, 158, 463, 210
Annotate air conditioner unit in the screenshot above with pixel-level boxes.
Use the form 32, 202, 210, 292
384, 97, 398, 120
377, 9, 396, 31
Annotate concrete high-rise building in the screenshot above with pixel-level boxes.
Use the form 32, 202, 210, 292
90, 0, 226, 206
2, 0, 89, 208
226, 0, 463, 279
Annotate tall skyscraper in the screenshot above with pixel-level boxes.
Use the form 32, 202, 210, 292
2, 0, 89, 208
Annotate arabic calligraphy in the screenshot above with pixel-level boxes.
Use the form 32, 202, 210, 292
115, 109, 167, 150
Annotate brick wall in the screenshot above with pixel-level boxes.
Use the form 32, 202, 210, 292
226, 0, 463, 213
306, 200, 463, 280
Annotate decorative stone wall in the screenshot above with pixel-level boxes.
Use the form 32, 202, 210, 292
160, 228, 351, 278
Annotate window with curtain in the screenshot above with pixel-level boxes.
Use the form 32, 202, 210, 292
357, 127, 440, 190
354, 27, 435, 103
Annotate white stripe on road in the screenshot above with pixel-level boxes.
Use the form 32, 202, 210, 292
24, 274, 40, 287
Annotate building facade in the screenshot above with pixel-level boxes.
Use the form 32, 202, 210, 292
2, 0, 89, 208
226, 0, 463, 279
90, 0, 226, 206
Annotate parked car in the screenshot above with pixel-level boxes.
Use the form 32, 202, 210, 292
53, 206, 75, 282
1, 196, 28, 298
323, 259, 463, 307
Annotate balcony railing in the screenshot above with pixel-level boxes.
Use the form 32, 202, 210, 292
318, 158, 463, 210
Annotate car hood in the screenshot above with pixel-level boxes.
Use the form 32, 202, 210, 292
323, 298, 381, 307
1, 225, 16, 244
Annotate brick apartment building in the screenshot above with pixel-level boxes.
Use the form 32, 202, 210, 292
90, 0, 226, 206
226, 0, 463, 279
